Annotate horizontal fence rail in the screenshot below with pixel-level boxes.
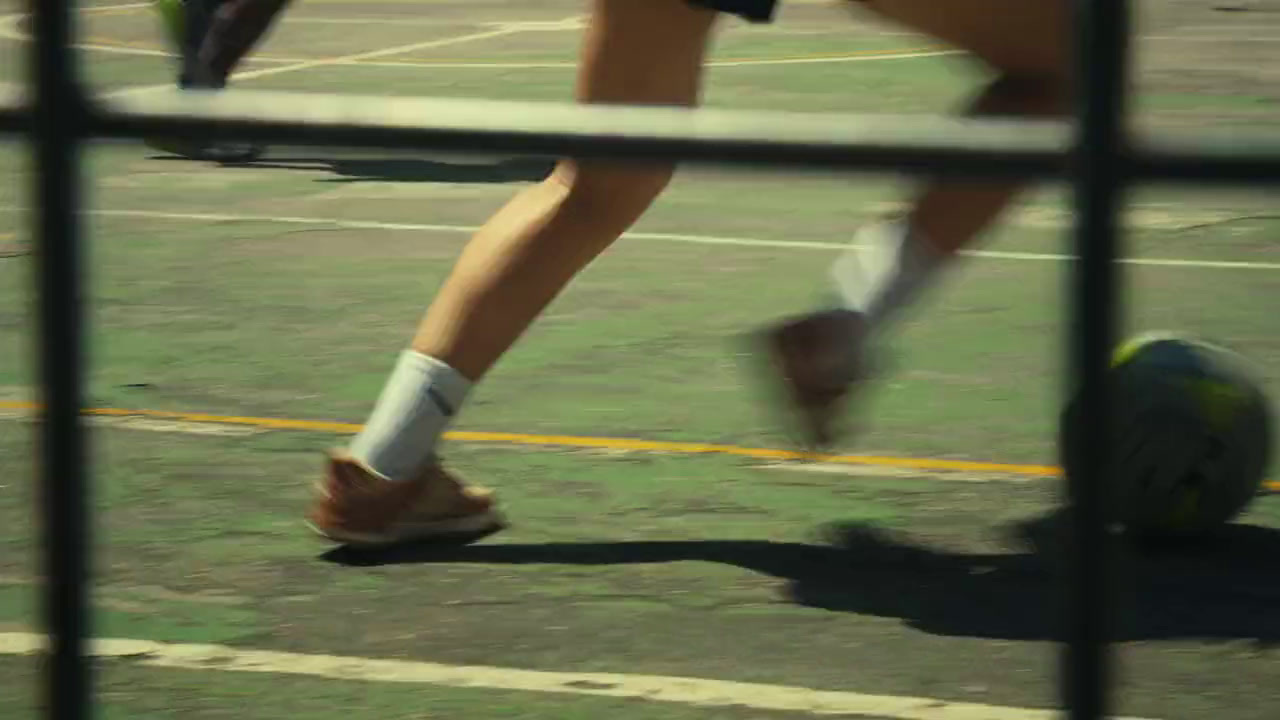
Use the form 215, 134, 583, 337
1, 86, 1280, 182
0, 85, 29, 133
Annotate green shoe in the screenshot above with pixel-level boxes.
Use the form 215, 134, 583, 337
152, 0, 184, 51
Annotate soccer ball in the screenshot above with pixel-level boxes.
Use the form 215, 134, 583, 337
1059, 333, 1273, 538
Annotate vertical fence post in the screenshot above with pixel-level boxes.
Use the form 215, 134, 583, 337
1065, 0, 1131, 718
30, 0, 91, 717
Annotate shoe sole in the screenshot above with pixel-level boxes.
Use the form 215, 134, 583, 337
144, 138, 266, 164
305, 509, 506, 547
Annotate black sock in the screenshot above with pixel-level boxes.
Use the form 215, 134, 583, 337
178, 0, 225, 88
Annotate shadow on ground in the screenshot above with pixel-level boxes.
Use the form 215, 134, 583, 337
322, 512, 1280, 644
148, 154, 556, 183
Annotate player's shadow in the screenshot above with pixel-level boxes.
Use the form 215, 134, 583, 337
321, 511, 1280, 644
226, 155, 557, 183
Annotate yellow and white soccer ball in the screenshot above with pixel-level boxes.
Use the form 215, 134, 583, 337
1060, 332, 1273, 538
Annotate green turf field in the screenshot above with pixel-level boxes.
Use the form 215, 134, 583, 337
2, 1, 1279, 719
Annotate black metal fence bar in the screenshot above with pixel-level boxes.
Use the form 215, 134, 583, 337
96, 90, 1072, 178
29, 0, 90, 718
1129, 139, 1280, 185
1065, 0, 1131, 717
7, 90, 1280, 183
14, 1, 1280, 720
90, 90, 1280, 183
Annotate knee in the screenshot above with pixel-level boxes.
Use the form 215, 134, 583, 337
549, 158, 675, 230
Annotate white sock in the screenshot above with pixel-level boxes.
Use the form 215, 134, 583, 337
349, 350, 472, 481
829, 220, 947, 334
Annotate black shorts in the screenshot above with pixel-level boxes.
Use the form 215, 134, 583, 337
686, 0, 779, 23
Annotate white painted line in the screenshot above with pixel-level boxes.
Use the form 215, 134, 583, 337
103, 20, 544, 98
0, 632, 1156, 720
0, 406, 264, 437
29, 207, 1279, 272
0, 7, 590, 97
78, 39, 177, 59
170, 16, 560, 27
755, 460, 1039, 483
1143, 35, 1280, 42
1163, 23, 1280, 33
78, 1, 153, 14
713, 49, 956, 67
0, 4, 157, 56
0, 1, 151, 43
238, 49, 956, 70
0, 10, 956, 69
7, 39, 954, 69
228, 27, 518, 80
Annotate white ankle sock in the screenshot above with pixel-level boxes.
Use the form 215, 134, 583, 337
349, 350, 472, 481
829, 220, 947, 333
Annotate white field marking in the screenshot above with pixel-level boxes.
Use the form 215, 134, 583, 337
0, 10, 957, 69
1163, 23, 1280, 33
862, 200, 1277, 233
0, 0, 152, 43
3, 4, 1272, 59
78, 38, 176, 59
1143, 35, 1280, 42
75, 2, 153, 14
90, 415, 263, 437
22, 207, 1278, 272
305, 49, 957, 70
491, 17, 585, 32
754, 461, 1040, 484
101, 17, 572, 99
34, 37, 956, 68
0, 404, 263, 437
0, 632, 1156, 720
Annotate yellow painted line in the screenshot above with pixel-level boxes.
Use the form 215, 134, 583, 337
0, 232, 23, 257
0, 400, 1056, 473
6, 400, 1278, 491
449, 430, 1066, 476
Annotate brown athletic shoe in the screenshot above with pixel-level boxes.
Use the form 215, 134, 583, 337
754, 308, 868, 450
306, 452, 504, 546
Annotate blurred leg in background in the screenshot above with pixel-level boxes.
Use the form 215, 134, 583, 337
148, 0, 293, 162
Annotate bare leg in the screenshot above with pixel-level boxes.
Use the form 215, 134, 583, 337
861, 0, 1071, 254
763, 0, 1072, 448
307, 0, 722, 546
334, 0, 715, 480
153, 0, 288, 160
907, 77, 1067, 251
412, 0, 719, 380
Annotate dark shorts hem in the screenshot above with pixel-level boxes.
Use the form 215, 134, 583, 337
686, 0, 779, 23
